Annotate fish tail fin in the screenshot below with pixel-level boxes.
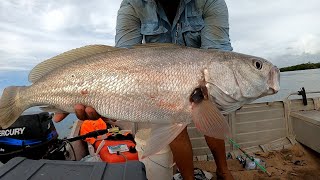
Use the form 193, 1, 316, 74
191, 100, 231, 140
0, 86, 29, 129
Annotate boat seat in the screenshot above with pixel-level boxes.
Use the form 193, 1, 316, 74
291, 110, 320, 126
290, 110, 320, 153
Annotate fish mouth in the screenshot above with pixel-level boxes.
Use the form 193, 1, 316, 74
266, 88, 277, 95
267, 66, 280, 94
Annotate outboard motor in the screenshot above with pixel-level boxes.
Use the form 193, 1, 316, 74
0, 112, 58, 163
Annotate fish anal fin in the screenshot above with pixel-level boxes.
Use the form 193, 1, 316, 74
191, 100, 231, 140
140, 123, 188, 159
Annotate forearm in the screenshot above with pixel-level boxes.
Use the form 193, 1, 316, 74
201, 0, 232, 51
115, 0, 143, 48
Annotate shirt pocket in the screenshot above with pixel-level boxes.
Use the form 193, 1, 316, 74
182, 14, 205, 48
141, 23, 169, 43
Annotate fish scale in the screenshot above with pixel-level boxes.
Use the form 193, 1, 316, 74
27, 50, 198, 124
0, 43, 280, 157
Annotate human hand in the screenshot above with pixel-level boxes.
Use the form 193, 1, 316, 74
53, 104, 102, 122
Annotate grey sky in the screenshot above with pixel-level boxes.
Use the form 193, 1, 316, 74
0, 0, 319, 70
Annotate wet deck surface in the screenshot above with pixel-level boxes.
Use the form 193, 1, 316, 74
194, 144, 320, 180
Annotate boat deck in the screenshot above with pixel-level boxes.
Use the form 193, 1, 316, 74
194, 144, 320, 180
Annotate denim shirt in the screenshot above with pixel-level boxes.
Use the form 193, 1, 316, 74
115, 0, 232, 51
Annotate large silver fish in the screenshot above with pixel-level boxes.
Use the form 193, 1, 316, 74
0, 43, 280, 157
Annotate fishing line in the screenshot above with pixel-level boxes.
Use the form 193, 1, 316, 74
140, 146, 176, 169
227, 137, 271, 176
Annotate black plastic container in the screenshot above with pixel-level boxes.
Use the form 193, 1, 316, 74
0, 157, 147, 180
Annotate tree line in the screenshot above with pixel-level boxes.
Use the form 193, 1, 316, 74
280, 62, 320, 72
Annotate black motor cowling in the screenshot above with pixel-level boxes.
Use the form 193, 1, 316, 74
0, 112, 58, 163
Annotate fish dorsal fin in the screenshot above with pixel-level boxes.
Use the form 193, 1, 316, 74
132, 43, 181, 49
29, 45, 119, 83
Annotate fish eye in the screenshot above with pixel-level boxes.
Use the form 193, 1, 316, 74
253, 60, 263, 70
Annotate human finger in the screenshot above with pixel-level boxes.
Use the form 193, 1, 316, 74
53, 113, 69, 122
74, 104, 88, 120
85, 106, 101, 120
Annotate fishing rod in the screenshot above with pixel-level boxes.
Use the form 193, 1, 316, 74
66, 129, 109, 142
43, 129, 109, 160
228, 137, 272, 177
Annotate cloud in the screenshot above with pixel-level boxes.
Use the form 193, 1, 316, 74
0, 0, 320, 71
42, 7, 71, 32
38, 0, 120, 35
226, 0, 320, 66
271, 53, 320, 68
0, 0, 120, 71
290, 34, 320, 55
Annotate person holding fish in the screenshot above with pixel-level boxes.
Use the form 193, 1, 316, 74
56, 0, 234, 179
0, 0, 279, 180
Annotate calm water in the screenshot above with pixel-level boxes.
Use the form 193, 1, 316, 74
254, 68, 320, 103
1, 69, 320, 138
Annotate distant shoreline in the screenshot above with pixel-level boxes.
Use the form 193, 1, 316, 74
280, 62, 320, 72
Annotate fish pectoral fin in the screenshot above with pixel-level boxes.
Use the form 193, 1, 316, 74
141, 122, 188, 159
40, 106, 67, 113
191, 100, 231, 140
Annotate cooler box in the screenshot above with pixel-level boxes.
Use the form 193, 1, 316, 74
0, 157, 147, 180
